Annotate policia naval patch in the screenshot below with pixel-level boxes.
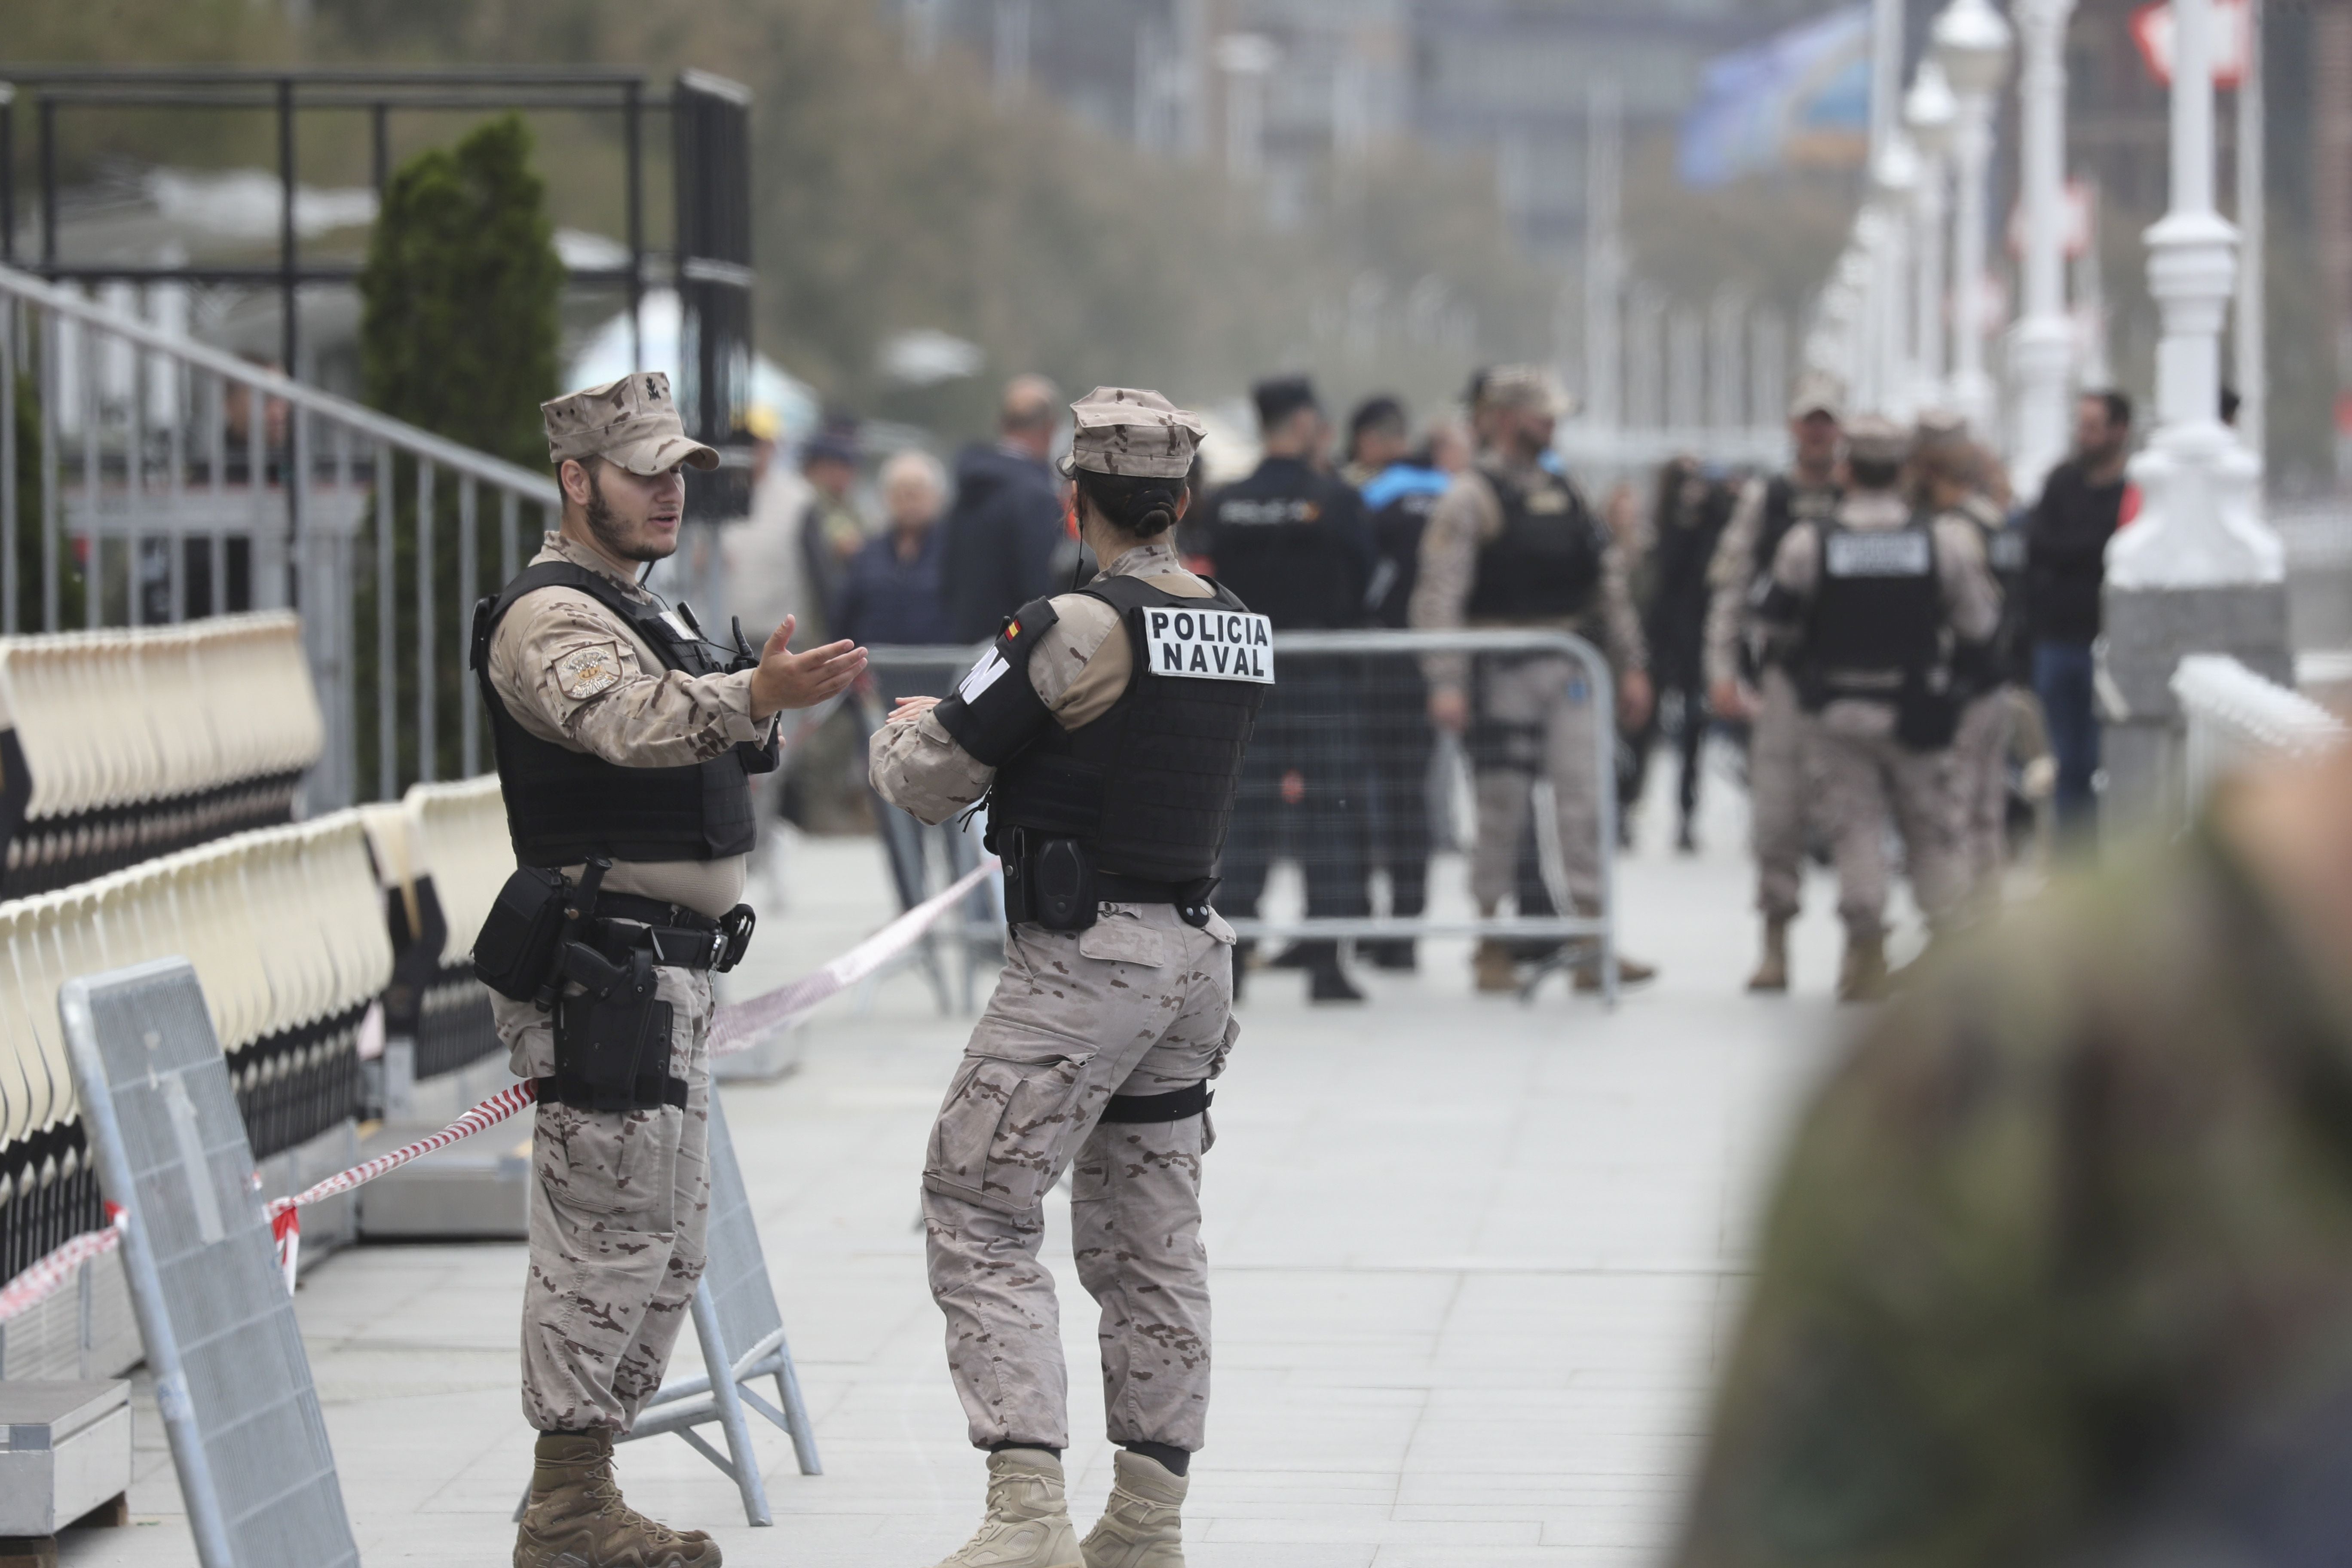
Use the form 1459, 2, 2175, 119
1142, 606, 1275, 683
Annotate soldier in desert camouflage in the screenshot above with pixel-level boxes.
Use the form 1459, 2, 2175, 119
479, 372, 865, 1568
872, 387, 1265, 1568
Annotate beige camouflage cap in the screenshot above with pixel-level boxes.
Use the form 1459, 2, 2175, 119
1843, 414, 1912, 466
1479, 364, 1572, 419
542, 372, 720, 476
1787, 368, 1847, 422
1062, 386, 1207, 479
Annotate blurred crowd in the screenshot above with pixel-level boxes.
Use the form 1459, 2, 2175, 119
721, 361, 2159, 1006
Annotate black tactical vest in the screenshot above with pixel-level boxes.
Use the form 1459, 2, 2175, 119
988, 576, 1269, 884
1465, 465, 1605, 622
470, 561, 773, 867
1798, 518, 1944, 708
1755, 475, 1843, 580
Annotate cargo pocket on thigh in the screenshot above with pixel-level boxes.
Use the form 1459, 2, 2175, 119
924, 1032, 1097, 1215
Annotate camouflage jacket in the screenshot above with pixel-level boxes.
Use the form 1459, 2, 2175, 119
1672, 823, 2352, 1568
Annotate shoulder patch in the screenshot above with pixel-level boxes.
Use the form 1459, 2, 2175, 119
555, 642, 625, 701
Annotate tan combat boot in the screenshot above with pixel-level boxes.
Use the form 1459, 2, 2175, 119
515, 1432, 720, 1568
1080, 1450, 1188, 1568
1573, 952, 1657, 992
1746, 918, 1791, 993
1837, 936, 1890, 1004
931, 1448, 1081, 1568
1473, 938, 1518, 993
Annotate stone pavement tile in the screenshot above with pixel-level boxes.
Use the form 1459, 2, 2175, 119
1369, 1544, 1618, 1567
1205, 1515, 1544, 1545
1186, 1547, 1378, 1568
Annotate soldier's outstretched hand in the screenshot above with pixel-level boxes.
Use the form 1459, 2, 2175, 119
750, 614, 867, 717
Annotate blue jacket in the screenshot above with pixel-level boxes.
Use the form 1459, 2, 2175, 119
834, 527, 954, 648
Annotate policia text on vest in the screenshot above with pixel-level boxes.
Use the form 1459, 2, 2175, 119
932, 576, 1273, 933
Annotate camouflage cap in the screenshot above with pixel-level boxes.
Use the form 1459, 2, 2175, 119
1787, 368, 1847, 423
1062, 386, 1207, 479
1479, 364, 1572, 419
542, 372, 720, 476
1844, 414, 1912, 466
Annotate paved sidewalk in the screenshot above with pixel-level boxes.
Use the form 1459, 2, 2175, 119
59, 764, 1878, 1567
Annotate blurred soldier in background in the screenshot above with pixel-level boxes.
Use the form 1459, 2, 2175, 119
1755, 417, 2000, 1001
1670, 732, 2352, 1568
1706, 375, 1844, 992
1341, 394, 1411, 489
1359, 412, 1470, 970
1413, 365, 1656, 994
1914, 416, 2019, 918
1639, 457, 1736, 854
870, 388, 1256, 1568
1192, 375, 1375, 1002
940, 374, 1067, 645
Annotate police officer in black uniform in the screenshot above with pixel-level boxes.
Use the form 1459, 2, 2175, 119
1190, 375, 1375, 1002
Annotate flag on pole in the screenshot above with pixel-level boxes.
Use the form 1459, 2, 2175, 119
1678, 6, 1872, 189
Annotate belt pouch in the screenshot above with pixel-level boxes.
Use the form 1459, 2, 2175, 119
554, 949, 673, 1111
472, 866, 573, 1001
1026, 837, 1098, 932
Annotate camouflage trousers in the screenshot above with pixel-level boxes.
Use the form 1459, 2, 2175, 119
494, 968, 714, 1435
1953, 690, 2015, 911
1469, 653, 1605, 913
1749, 665, 1814, 922
924, 903, 1239, 1454
1809, 708, 1967, 942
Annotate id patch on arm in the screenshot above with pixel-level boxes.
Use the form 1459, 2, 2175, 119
554, 641, 626, 701
1141, 606, 1275, 684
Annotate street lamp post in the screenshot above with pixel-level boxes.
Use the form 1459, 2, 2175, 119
1873, 136, 1922, 416
2099, 0, 2288, 837
1934, 0, 2015, 435
2009, 0, 2079, 499
1905, 62, 1958, 410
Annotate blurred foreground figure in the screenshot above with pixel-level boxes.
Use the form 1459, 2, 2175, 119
1671, 736, 2352, 1568
1412, 365, 1655, 994
1706, 374, 1843, 992
1755, 418, 2000, 1001
870, 389, 1262, 1568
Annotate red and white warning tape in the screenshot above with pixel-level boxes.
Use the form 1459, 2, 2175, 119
0, 1204, 127, 1324
0, 858, 998, 1323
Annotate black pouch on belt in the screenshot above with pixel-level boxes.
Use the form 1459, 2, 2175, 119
552, 945, 675, 1112
1004, 831, 1098, 933
472, 866, 573, 1002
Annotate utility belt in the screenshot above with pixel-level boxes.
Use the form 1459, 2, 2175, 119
472, 859, 756, 1113
1797, 664, 1961, 752
993, 826, 1217, 934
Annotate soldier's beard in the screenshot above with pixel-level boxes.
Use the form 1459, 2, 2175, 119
583, 467, 679, 563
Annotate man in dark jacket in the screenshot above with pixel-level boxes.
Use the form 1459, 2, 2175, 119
2026, 389, 2133, 838
940, 375, 1066, 644
1191, 374, 1376, 1002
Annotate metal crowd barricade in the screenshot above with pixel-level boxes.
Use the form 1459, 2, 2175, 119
2172, 654, 2348, 820
62, 958, 361, 1568
859, 627, 1620, 1003
0, 261, 563, 812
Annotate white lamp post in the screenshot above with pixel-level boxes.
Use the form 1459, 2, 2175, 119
2008, 0, 2078, 499
2099, 0, 2286, 839
1933, 0, 2015, 434
1872, 136, 1923, 416
1905, 62, 1959, 410
2107, 0, 2276, 589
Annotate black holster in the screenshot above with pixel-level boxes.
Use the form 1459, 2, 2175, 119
1000, 829, 1099, 932
1895, 669, 1960, 751
549, 942, 678, 1112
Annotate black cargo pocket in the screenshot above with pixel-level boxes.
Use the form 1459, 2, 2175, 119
923, 1031, 1096, 1215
